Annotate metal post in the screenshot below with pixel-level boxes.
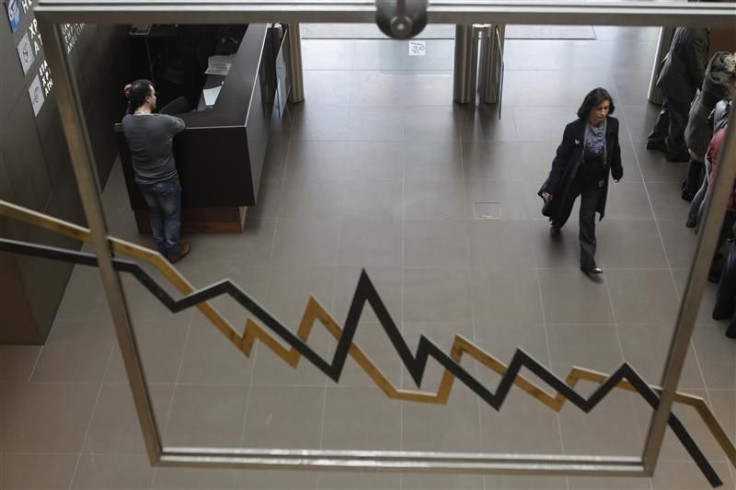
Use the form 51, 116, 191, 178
453, 24, 475, 104
478, 24, 505, 104
642, 112, 736, 473
286, 23, 304, 103
647, 26, 675, 104
37, 19, 163, 466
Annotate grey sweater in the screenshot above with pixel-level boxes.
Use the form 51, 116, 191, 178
122, 113, 185, 185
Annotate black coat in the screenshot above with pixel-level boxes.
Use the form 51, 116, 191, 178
656, 27, 710, 103
538, 117, 623, 222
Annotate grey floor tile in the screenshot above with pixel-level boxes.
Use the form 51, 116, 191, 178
251, 327, 332, 388
270, 218, 339, 266
479, 389, 563, 454
285, 141, 349, 183
596, 220, 668, 269
617, 324, 704, 391
513, 105, 576, 142
647, 181, 693, 221
263, 266, 336, 323
604, 182, 655, 220
605, 269, 679, 325
54, 266, 110, 321
404, 140, 463, 182
303, 70, 352, 106
278, 179, 345, 218
317, 471, 401, 490
105, 313, 192, 384
533, 221, 587, 269
242, 386, 325, 449
462, 141, 526, 182
249, 177, 283, 219
466, 180, 532, 220
403, 219, 470, 268
691, 324, 736, 389
302, 40, 353, 70
31, 320, 114, 383
343, 141, 404, 181
471, 267, 544, 328
670, 269, 721, 327
402, 472, 484, 489
83, 383, 173, 454
404, 106, 464, 142
401, 72, 454, 107
340, 180, 403, 220
546, 324, 623, 378
177, 316, 255, 385
461, 103, 519, 143
347, 106, 404, 142
152, 466, 241, 489
336, 320, 406, 388
0, 346, 40, 382
655, 219, 699, 270
538, 271, 615, 325
469, 220, 536, 270
350, 71, 404, 107
403, 267, 471, 323
337, 218, 402, 267
71, 453, 155, 489
403, 389, 481, 452
403, 177, 469, 219
652, 460, 735, 490
164, 384, 249, 448
1, 382, 99, 453
289, 104, 350, 141
322, 386, 401, 450
377, 39, 454, 72
567, 475, 651, 489
0, 453, 77, 489
187, 218, 278, 266
484, 474, 569, 490
237, 469, 319, 489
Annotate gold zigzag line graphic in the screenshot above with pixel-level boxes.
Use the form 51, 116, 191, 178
1, 199, 733, 466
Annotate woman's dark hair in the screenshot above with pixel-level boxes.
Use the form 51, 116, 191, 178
125, 79, 153, 115
577, 87, 615, 120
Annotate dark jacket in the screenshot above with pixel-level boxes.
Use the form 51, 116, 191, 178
685, 52, 736, 160
538, 117, 623, 222
656, 27, 710, 103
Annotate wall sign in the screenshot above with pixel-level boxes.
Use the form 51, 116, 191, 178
28, 74, 44, 116
3, 0, 22, 32
16, 31, 35, 74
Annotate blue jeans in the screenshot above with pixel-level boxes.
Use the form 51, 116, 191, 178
138, 179, 182, 259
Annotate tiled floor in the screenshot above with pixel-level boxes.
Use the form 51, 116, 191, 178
2, 25, 736, 490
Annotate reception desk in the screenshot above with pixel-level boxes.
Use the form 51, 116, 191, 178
115, 23, 277, 233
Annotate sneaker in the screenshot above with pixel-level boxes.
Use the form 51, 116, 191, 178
169, 242, 191, 264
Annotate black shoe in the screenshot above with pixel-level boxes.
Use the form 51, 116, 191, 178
713, 303, 733, 321
726, 323, 736, 339
646, 139, 667, 152
550, 226, 561, 238
681, 189, 695, 202
708, 269, 721, 283
685, 216, 697, 228
667, 153, 690, 163
581, 266, 603, 275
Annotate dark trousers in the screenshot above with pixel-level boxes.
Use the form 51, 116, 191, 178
551, 178, 603, 270
138, 178, 183, 259
713, 217, 736, 338
648, 97, 690, 159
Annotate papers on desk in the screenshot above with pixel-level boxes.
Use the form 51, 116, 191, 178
205, 55, 234, 76
202, 85, 222, 107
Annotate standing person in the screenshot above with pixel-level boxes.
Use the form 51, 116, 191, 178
122, 79, 191, 263
539, 88, 623, 275
708, 125, 736, 338
682, 52, 736, 202
647, 26, 710, 162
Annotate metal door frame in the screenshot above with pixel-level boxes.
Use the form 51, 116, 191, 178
34, 0, 736, 481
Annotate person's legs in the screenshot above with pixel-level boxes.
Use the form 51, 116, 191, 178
665, 99, 691, 161
647, 99, 670, 150
139, 184, 167, 257
152, 179, 183, 258
682, 158, 703, 201
714, 221, 736, 320
578, 182, 601, 271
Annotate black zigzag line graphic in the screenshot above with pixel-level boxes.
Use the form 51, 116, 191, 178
0, 237, 722, 488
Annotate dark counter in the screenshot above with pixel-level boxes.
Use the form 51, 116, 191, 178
116, 23, 277, 231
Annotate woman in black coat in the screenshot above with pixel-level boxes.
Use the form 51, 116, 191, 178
539, 88, 623, 275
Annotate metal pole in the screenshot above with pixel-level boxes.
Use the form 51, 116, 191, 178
37, 19, 163, 466
286, 22, 304, 103
453, 24, 474, 104
478, 24, 504, 104
642, 112, 736, 473
647, 26, 675, 104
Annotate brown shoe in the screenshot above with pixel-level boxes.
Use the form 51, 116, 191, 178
169, 242, 191, 264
